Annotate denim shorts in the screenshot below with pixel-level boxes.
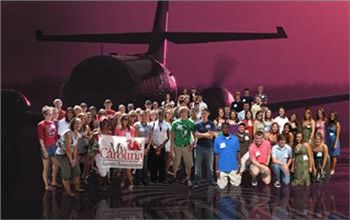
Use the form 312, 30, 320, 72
41, 144, 57, 159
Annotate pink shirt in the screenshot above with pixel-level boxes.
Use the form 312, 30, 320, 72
114, 126, 136, 137
249, 140, 271, 165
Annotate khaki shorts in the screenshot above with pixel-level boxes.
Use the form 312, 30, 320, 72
56, 155, 81, 181
217, 170, 242, 189
173, 145, 193, 171
249, 164, 271, 178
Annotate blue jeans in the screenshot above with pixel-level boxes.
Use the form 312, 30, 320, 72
271, 164, 290, 185
193, 144, 214, 184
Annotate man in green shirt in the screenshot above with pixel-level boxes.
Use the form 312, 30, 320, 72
171, 106, 196, 187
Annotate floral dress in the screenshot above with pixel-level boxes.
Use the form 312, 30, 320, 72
292, 144, 310, 186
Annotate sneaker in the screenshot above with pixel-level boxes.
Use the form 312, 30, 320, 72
252, 180, 258, 187
187, 180, 193, 187
128, 185, 134, 191
274, 181, 281, 188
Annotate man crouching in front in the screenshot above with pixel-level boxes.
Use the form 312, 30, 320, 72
214, 122, 241, 189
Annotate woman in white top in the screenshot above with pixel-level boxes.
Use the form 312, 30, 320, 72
263, 109, 274, 134
57, 107, 75, 137
55, 117, 84, 197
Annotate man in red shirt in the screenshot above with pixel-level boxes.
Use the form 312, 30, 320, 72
53, 98, 65, 120
37, 105, 59, 191
104, 99, 116, 116
249, 131, 272, 186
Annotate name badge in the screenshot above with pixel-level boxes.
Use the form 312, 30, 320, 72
307, 125, 311, 129
303, 155, 308, 161
244, 136, 250, 141
206, 125, 211, 129
283, 154, 289, 159
316, 152, 323, 157
234, 104, 237, 108
242, 99, 246, 102
255, 151, 261, 157
329, 132, 335, 136
220, 143, 226, 149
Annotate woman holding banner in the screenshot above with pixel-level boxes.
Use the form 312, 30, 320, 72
114, 114, 136, 191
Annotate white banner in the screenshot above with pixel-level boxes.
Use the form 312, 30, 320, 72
96, 135, 145, 175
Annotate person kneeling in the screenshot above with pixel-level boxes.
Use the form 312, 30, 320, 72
249, 131, 272, 186
214, 122, 241, 189
271, 135, 292, 188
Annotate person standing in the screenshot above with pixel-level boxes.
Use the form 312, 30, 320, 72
134, 111, 152, 186
302, 108, 316, 144
171, 106, 196, 187
289, 113, 302, 136
274, 107, 289, 134
291, 132, 314, 186
242, 111, 254, 136
228, 110, 240, 135
263, 109, 274, 134
325, 111, 341, 175
242, 88, 254, 106
231, 91, 243, 112
38, 106, 59, 191
148, 110, 170, 183
251, 96, 262, 120
103, 99, 116, 116
214, 122, 241, 189
55, 117, 84, 196
253, 111, 265, 134
193, 109, 216, 188
57, 107, 74, 135
114, 114, 136, 191
271, 135, 292, 188
316, 107, 327, 139
214, 107, 226, 131
238, 103, 250, 121
53, 98, 66, 120
249, 131, 272, 186
236, 122, 252, 174
257, 85, 268, 104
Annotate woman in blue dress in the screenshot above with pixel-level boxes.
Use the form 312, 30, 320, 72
325, 111, 341, 175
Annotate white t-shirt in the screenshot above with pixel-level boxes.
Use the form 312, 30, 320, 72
57, 118, 70, 136
274, 116, 289, 134
197, 101, 208, 119
151, 120, 171, 151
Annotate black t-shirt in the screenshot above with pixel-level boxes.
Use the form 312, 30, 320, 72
242, 96, 254, 106
195, 120, 216, 148
230, 100, 243, 112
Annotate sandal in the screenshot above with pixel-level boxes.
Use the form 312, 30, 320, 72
50, 183, 63, 188
45, 186, 55, 191
75, 188, 85, 192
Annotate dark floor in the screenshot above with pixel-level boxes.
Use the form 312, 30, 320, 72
3, 125, 350, 219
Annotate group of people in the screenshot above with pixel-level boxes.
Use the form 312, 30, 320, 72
37, 86, 342, 197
